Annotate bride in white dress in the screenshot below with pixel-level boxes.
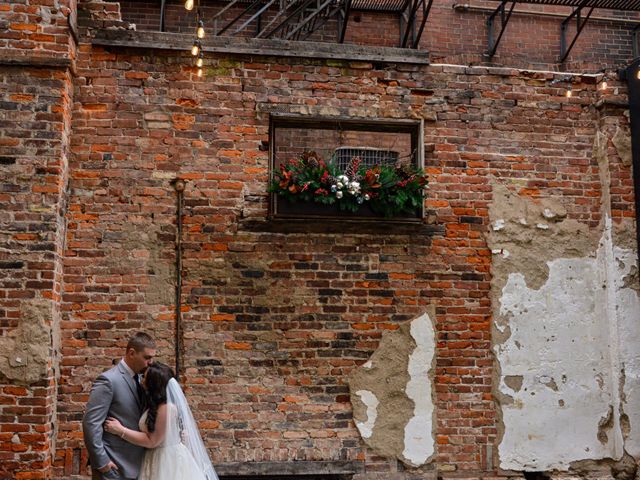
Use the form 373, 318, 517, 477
105, 362, 218, 480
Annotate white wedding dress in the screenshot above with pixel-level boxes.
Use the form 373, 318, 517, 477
138, 379, 218, 480
138, 410, 207, 480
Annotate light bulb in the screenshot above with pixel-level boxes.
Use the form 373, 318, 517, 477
197, 68, 203, 78
566, 87, 572, 98
600, 81, 607, 90
196, 53, 204, 68
197, 21, 205, 39
637, 70, 640, 80
191, 41, 200, 56
184, 0, 194, 10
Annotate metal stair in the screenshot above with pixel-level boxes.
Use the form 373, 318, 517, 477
212, 0, 351, 43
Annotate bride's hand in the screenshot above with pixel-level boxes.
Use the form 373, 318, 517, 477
104, 417, 124, 436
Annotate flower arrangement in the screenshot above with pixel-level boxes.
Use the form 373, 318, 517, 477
269, 151, 428, 217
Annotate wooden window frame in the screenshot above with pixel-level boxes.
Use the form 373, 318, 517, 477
268, 114, 425, 224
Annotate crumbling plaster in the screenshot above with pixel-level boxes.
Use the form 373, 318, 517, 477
494, 221, 639, 471
348, 307, 436, 467
0, 299, 53, 385
489, 123, 640, 473
116, 222, 175, 305
611, 126, 632, 167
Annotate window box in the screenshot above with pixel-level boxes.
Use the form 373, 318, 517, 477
275, 196, 422, 222
268, 115, 426, 222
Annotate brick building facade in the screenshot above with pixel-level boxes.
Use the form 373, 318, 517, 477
1, 0, 639, 479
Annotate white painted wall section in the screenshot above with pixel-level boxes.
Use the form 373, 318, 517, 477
615, 246, 640, 457
496, 221, 639, 471
403, 312, 435, 466
354, 390, 378, 439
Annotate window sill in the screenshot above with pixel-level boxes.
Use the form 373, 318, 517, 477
238, 217, 442, 235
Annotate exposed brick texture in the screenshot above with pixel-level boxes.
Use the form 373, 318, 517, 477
0, 63, 73, 480
0, 0, 637, 479
0, 0, 76, 62
53, 50, 631, 479
0, 0, 75, 477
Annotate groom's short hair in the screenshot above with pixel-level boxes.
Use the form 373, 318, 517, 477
127, 332, 156, 352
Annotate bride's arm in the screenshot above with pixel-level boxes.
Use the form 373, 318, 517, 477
105, 405, 168, 448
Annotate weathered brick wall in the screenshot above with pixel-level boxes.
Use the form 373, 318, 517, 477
0, 51, 74, 480
1, 0, 638, 478
0, 0, 76, 62
48, 34, 636, 478
0, 0, 75, 477
117, 0, 640, 69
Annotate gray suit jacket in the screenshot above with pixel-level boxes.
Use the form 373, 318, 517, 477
82, 361, 146, 479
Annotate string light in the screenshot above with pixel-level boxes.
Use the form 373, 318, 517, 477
191, 40, 200, 56
598, 71, 609, 91
550, 76, 574, 98
637, 70, 640, 80
187, 3, 205, 78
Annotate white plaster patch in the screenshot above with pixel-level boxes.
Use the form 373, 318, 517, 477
493, 219, 506, 231
403, 312, 435, 466
362, 360, 373, 369
535, 223, 549, 230
614, 247, 640, 457
496, 220, 640, 471
354, 390, 378, 439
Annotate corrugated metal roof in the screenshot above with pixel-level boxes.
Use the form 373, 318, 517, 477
487, 0, 640, 11
215, 0, 640, 11
351, 0, 407, 11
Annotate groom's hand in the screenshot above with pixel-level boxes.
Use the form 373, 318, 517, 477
98, 461, 118, 473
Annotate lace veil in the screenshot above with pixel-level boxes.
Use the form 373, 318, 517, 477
166, 378, 219, 480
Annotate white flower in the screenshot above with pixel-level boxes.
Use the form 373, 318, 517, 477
348, 181, 361, 194
336, 191, 343, 199
336, 182, 343, 189
331, 184, 337, 192
337, 175, 349, 184
364, 194, 370, 201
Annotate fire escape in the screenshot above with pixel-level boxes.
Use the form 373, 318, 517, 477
158, 0, 434, 48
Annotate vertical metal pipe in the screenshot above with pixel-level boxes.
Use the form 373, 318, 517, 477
160, 0, 167, 32
338, 0, 351, 43
622, 59, 640, 270
172, 179, 186, 380
559, 3, 594, 64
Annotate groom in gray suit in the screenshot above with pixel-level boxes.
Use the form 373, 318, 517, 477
83, 332, 156, 480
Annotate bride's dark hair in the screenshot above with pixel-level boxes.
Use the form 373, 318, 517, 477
144, 362, 175, 433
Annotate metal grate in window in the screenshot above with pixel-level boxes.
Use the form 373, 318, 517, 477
333, 146, 399, 172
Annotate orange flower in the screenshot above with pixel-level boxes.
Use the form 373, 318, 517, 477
363, 167, 381, 189
279, 169, 292, 190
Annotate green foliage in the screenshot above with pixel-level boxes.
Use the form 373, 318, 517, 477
269, 151, 428, 217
